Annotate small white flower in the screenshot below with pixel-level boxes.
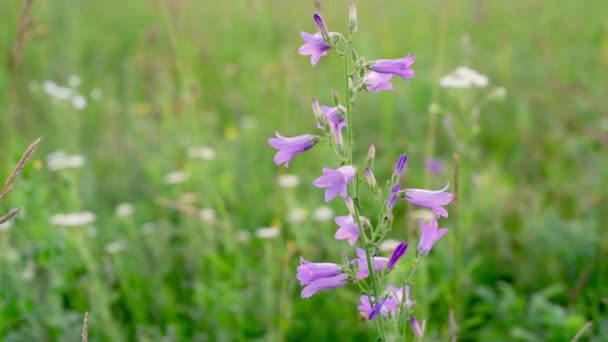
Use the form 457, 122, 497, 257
236, 230, 251, 243
379, 239, 402, 253
105, 239, 128, 254
0, 220, 13, 232
68, 75, 81, 88
90, 88, 103, 100
312, 206, 334, 222
71, 95, 87, 110
277, 174, 300, 188
164, 171, 188, 185
440, 66, 489, 89
287, 207, 308, 223
46, 151, 85, 171
115, 203, 134, 218
256, 226, 280, 239
199, 208, 216, 223
187, 146, 216, 161
50, 211, 96, 227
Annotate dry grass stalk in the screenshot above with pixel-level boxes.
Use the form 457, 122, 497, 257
0, 137, 41, 203
0, 208, 21, 225
81, 311, 88, 342
11, 0, 34, 72
570, 321, 592, 342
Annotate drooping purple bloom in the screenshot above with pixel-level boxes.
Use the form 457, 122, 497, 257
321, 105, 347, 146
313, 165, 356, 202
334, 215, 363, 245
355, 248, 388, 279
418, 219, 448, 255
363, 71, 393, 92
387, 183, 400, 210
298, 32, 331, 66
394, 153, 408, 176
268, 132, 316, 167
404, 182, 454, 217
426, 158, 444, 175
297, 257, 347, 298
387, 242, 408, 269
370, 53, 416, 80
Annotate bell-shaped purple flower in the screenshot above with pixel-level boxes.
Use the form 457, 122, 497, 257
370, 53, 416, 80
355, 248, 388, 279
297, 257, 347, 298
387, 242, 408, 269
359, 284, 414, 319
268, 132, 317, 167
321, 105, 347, 146
334, 215, 363, 245
418, 219, 448, 255
404, 182, 454, 217
363, 71, 393, 92
298, 31, 334, 65
313, 165, 356, 202
386, 183, 400, 210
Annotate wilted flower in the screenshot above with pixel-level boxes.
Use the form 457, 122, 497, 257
370, 53, 416, 80
355, 248, 388, 279
321, 105, 347, 146
418, 219, 448, 255
164, 170, 188, 185
312, 206, 334, 221
278, 174, 300, 188
50, 211, 96, 227
334, 215, 364, 245
297, 257, 348, 298
313, 165, 356, 202
404, 183, 454, 217
256, 226, 280, 239
387, 242, 408, 269
187, 146, 216, 160
114, 203, 134, 218
268, 132, 317, 167
363, 71, 393, 92
46, 151, 85, 171
439, 66, 488, 89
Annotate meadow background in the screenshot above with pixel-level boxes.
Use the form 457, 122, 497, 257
1, 0, 607, 340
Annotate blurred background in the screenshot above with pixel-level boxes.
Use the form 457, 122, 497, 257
1, 0, 607, 340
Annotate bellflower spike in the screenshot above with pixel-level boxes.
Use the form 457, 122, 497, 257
355, 248, 388, 279
299, 31, 332, 65
363, 71, 393, 92
404, 182, 454, 217
394, 153, 408, 176
313, 165, 356, 202
268, 132, 317, 167
334, 215, 363, 245
321, 105, 347, 146
370, 53, 416, 80
297, 257, 347, 298
387, 242, 408, 269
418, 219, 448, 255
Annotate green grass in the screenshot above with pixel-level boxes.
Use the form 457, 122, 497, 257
1, 0, 607, 340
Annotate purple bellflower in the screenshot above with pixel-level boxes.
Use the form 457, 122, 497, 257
299, 14, 335, 66
313, 165, 356, 202
370, 53, 416, 80
368, 296, 389, 320
404, 182, 454, 217
268, 132, 316, 167
355, 248, 388, 279
321, 105, 347, 146
297, 257, 348, 298
363, 71, 394, 92
387, 183, 400, 210
418, 219, 448, 255
387, 242, 408, 270
359, 284, 414, 320
334, 215, 364, 245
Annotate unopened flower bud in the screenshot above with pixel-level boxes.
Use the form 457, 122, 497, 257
311, 97, 325, 128
366, 145, 376, 168
348, 2, 358, 33
313, 13, 330, 41
331, 89, 340, 106
344, 196, 356, 216
394, 153, 408, 177
365, 167, 378, 193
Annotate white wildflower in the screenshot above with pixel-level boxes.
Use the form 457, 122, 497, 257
50, 211, 96, 227
312, 206, 334, 222
105, 239, 128, 254
71, 95, 87, 110
287, 207, 308, 224
164, 171, 188, 185
46, 151, 85, 171
187, 146, 216, 161
278, 174, 300, 188
439, 66, 489, 89
199, 208, 216, 223
115, 203, 134, 218
68, 75, 81, 88
236, 230, 251, 243
256, 226, 280, 239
